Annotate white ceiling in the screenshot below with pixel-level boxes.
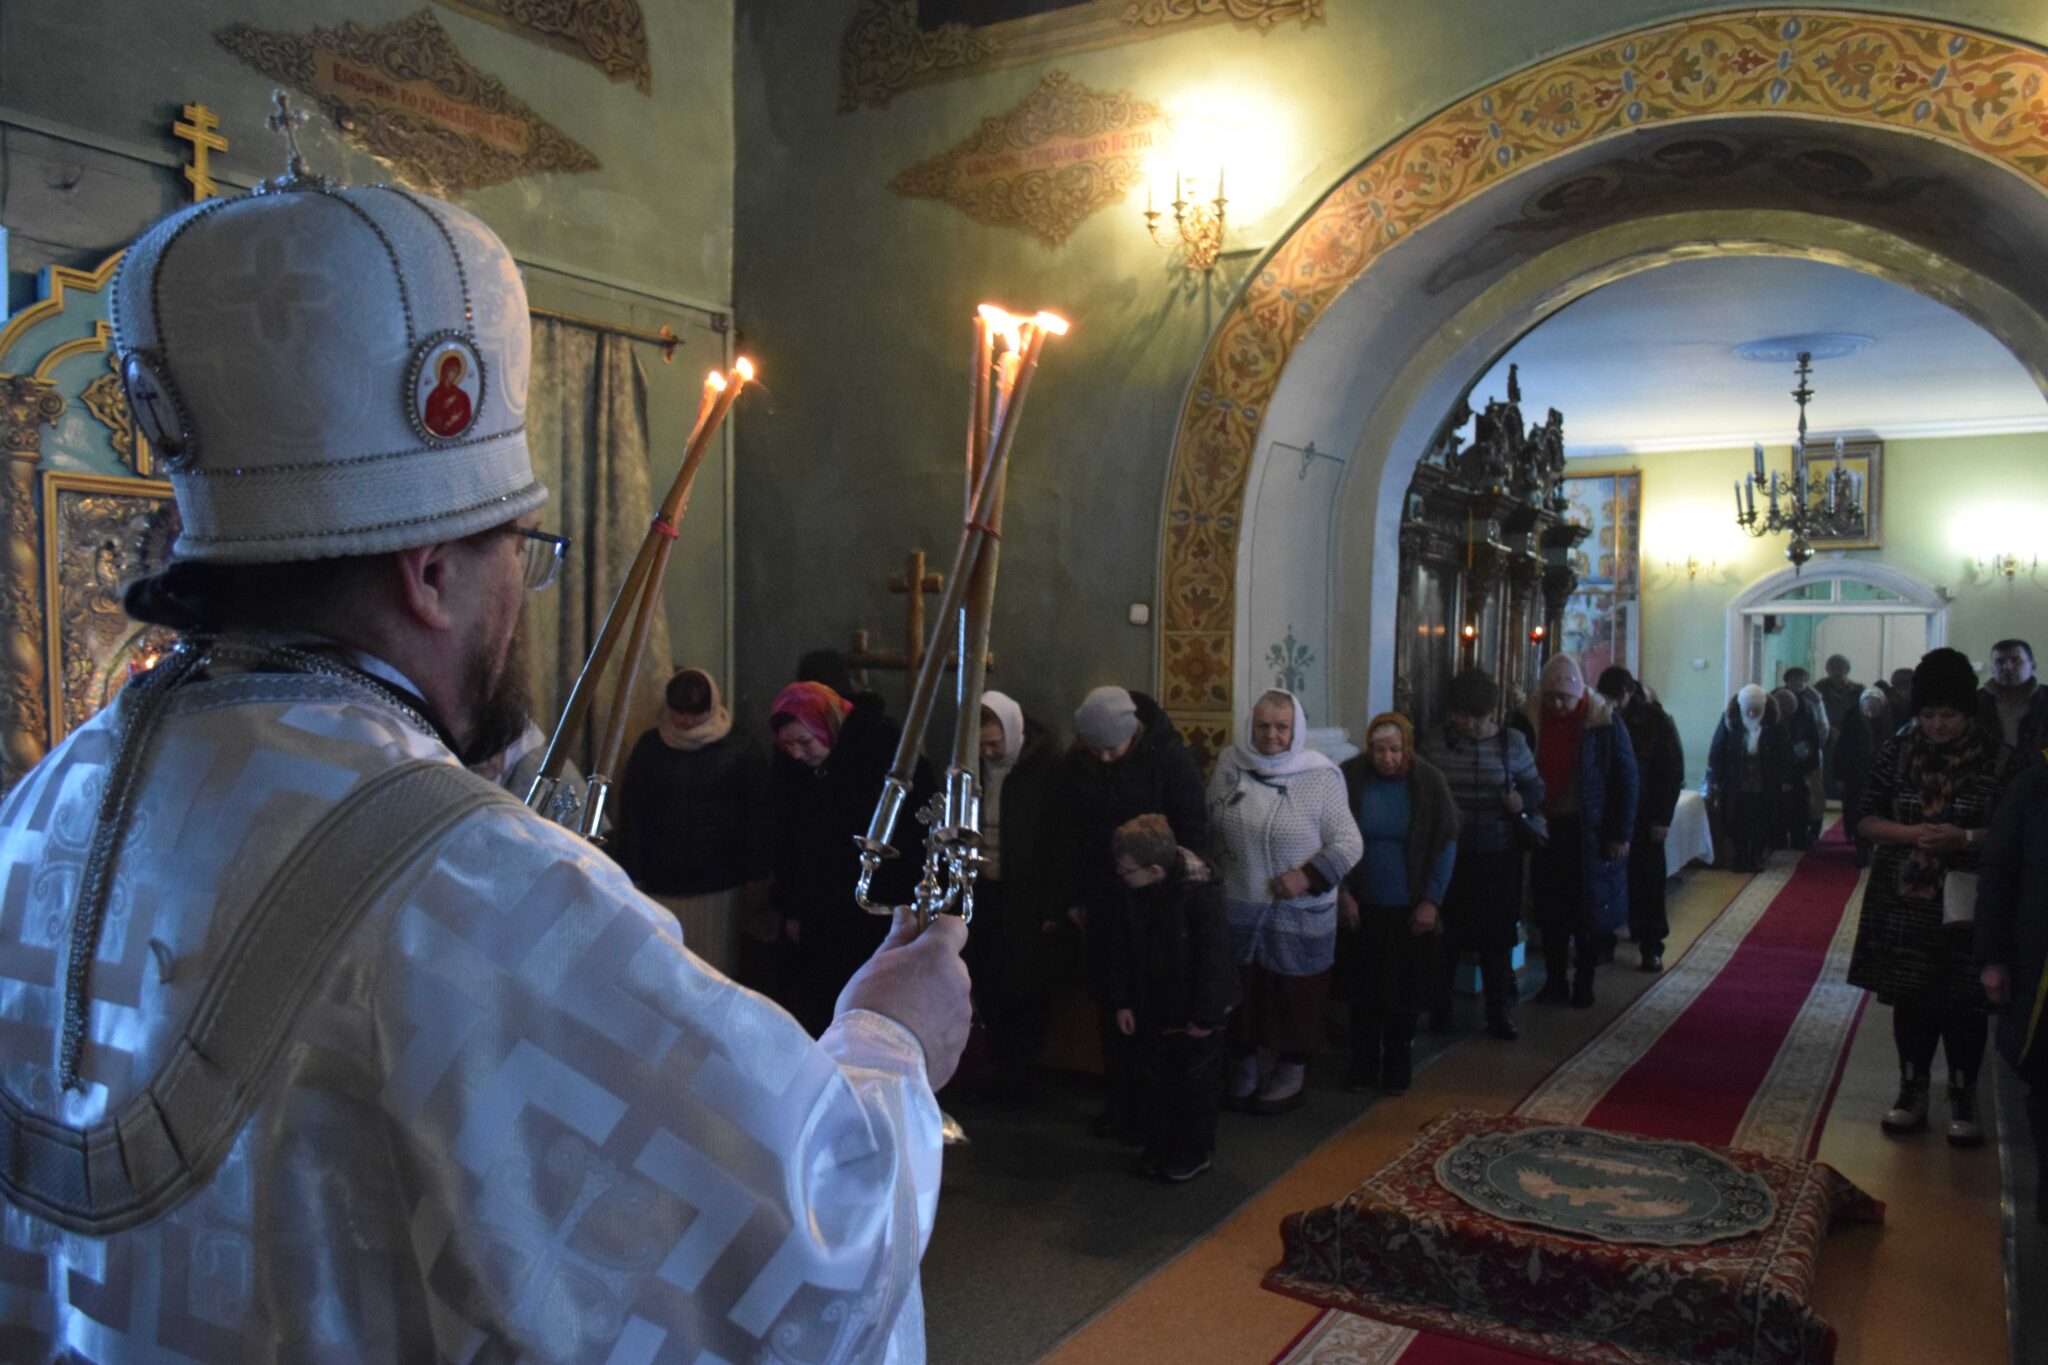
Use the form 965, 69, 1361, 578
1462, 257, 2048, 456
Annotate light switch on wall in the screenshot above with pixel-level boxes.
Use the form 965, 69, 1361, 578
1128, 603, 1151, 626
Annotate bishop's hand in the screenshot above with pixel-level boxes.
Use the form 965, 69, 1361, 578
837, 909, 972, 1088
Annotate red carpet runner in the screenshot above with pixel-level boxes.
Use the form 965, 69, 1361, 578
1279, 828, 1870, 1364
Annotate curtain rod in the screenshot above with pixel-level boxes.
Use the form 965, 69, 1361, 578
528, 305, 683, 362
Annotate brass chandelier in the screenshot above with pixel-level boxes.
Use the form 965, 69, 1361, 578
1733, 351, 1866, 570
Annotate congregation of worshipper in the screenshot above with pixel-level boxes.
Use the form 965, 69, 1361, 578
8, 2, 2048, 1362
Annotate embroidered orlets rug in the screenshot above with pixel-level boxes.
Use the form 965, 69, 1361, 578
1264, 1110, 1883, 1365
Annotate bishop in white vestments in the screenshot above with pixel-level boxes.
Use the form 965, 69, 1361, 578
0, 145, 966, 1363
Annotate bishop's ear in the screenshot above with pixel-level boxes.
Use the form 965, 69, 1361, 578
389, 541, 461, 632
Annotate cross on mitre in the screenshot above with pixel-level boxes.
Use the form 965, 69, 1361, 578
266, 90, 311, 180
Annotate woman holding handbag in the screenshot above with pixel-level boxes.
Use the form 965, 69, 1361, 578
1851, 648, 2014, 1147
1422, 669, 1546, 1039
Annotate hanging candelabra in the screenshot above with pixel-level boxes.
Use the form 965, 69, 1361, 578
1732, 351, 1866, 571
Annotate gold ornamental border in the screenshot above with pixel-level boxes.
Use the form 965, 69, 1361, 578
1158, 8, 2048, 745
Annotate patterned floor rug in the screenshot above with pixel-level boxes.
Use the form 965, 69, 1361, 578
1265, 1110, 1881, 1365
1274, 829, 1874, 1364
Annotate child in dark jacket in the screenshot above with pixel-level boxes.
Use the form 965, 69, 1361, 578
1105, 815, 1240, 1182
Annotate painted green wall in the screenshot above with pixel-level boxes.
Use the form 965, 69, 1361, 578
1, 0, 736, 687
731, 0, 2048, 744
1572, 433, 2048, 783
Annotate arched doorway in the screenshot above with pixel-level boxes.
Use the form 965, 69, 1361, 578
1727, 560, 1948, 698
1155, 9, 2048, 754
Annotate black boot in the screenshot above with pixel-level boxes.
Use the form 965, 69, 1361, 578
1571, 937, 1598, 1009
1946, 1073, 1984, 1149
1381, 1014, 1415, 1095
1537, 933, 1570, 1004
1345, 1010, 1380, 1093
1481, 949, 1518, 1039
1882, 1064, 1930, 1134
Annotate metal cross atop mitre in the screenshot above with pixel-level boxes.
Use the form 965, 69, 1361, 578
256, 89, 329, 193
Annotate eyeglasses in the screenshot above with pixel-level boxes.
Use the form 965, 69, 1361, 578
515, 528, 569, 591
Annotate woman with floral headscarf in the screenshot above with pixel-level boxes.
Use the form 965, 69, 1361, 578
1207, 689, 1362, 1115
768, 680, 931, 1035
1852, 648, 2013, 1147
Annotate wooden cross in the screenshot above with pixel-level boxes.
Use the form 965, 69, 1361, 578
172, 103, 228, 203
846, 549, 992, 689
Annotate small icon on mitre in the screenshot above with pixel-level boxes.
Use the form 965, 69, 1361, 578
409, 331, 485, 442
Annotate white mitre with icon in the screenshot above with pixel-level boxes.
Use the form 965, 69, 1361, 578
108, 93, 547, 564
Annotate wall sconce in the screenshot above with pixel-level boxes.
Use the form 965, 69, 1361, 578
1144, 166, 1227, 272
1975, 550, 2039, 580
1665, 554, 1718, 581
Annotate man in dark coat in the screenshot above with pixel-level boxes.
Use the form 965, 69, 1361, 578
1597, 667, 1684, 972
1707, 685, 1792, 873
1978, 762, 2048, 1222
1978, 638, 2048, 772
1103, 815, 1238, 1182
1774, 685, 1823, 850
964, 691, 1067, 1106
1065, 685, 1208, 1140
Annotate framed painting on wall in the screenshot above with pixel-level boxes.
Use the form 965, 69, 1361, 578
1806, 438, 1881, 550
1561, 470, 1642, 680
41, 471, 181, 747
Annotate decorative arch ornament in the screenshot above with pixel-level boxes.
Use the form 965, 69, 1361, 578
1158, 8, 2048, 749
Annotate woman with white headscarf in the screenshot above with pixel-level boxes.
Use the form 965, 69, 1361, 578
1206, 689, 1363, 1115
1706, 683, 1792, 874
966, 689, 1065, 1104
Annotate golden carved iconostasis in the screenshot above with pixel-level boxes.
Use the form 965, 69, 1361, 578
0, 252, 179, 794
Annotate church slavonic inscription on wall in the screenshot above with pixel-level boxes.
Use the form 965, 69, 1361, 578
842, 0, 1322, 110
891, 72, 1165, 246
215, 10, 601, 194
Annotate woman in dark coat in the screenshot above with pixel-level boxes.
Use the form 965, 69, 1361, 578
1065, 685, 1208, 1140
1420, 668, 1544, 1039
1977, 761, 2048, 1221
1520, 656, 1638, 1009
1339, 712, 1458, 1095
1706, 685, 1791, 874
768, 681, 931, 1037
966, 691, 1067, 1105
614, 668, 769, 980
1852, 649, 2012, 1148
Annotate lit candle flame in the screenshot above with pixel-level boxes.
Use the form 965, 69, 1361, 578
977, 304, 1026, 354
733, 356, 755, 382
707, 370, 728, 393
976, 304, 1072, 351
